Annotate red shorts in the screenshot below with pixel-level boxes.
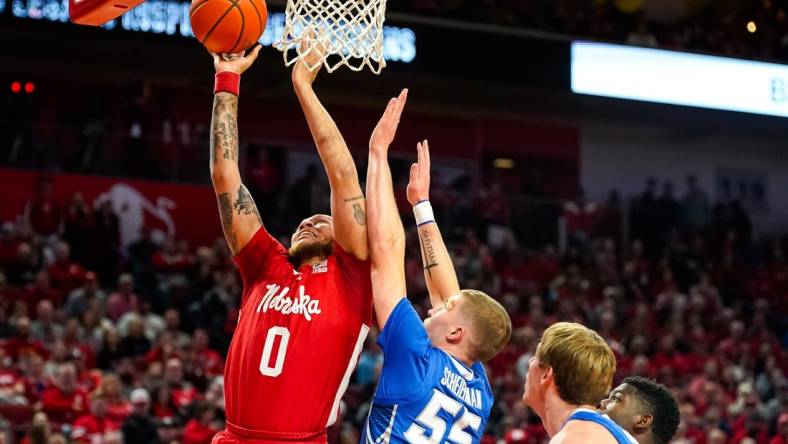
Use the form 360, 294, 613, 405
212, 422, 328, 444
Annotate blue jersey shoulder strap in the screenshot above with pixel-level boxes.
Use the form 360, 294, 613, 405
566, 410, 636, 444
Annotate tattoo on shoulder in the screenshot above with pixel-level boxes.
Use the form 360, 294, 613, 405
217, 192, 238, 252
419, 228, 439, 276
352, 203, 367, 226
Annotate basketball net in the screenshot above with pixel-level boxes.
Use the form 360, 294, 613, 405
273, 0, 387, 74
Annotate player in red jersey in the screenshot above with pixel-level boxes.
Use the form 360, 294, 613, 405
207, 47, 373, 444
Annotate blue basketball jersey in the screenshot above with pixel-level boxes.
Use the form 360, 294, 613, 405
362, 299, 493, 444
564, 409, 638, 444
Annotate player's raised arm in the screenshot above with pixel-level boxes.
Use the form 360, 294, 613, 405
209, 47, 263, 256
292, 44, 368, 260
406, 141, 460, 308
366, 89, 409, 329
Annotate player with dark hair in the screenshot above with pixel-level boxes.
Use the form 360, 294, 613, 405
600, 376, 681, 444
362, 92, 512, 443
207, 46, 373, 443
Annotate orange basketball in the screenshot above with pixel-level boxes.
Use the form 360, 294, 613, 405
189, 0, 267, 54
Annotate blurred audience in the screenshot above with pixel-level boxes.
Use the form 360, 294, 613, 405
389, 0, 788, 62
0, 167, 785, 444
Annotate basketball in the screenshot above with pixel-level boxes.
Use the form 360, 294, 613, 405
189, 0, 267, 54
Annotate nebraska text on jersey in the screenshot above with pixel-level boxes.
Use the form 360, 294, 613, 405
255, 283, 322, 321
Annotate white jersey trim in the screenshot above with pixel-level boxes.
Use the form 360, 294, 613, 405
326, 323, 370, 427
440, 349, 474, 381
571, 408, 639, 444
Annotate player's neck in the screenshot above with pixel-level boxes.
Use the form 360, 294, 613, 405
543, 394, 595, 437
453, 350, 474, 368
637, 432, 655, 444
296, 255, 327, 268
441, 344, 474, 367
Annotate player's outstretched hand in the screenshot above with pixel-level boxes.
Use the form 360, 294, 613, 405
370, 89, 408, 154
406, 140, 430, 205
292, 34, 325, 86
211, 45, 262, 75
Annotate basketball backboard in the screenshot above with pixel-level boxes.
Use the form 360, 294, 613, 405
69, 0, 145, 26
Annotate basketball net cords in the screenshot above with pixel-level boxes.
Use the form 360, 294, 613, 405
273, 0, 387, 74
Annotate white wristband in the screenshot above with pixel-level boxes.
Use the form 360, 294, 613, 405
413, 200, 435, 226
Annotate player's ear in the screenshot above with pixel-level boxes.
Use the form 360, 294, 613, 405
634, 414, 653, 431
541, 365, 553, 386
446, 326, 464, 344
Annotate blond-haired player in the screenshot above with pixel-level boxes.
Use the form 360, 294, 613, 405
522, 322, 638, 444
362, 93, 512, 443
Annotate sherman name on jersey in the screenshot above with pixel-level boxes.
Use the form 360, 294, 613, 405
363, 299, 493, 444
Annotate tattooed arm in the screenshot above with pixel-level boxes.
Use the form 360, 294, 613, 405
209, 48, 263, 256
292, 46, 368, 260
406, 141, 461, 309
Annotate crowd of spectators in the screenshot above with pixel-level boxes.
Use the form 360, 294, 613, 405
389, 0, 788, 62
0, 161, 785, 444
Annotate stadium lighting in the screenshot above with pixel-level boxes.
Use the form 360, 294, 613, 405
24, 82, 35, 93
9, 0, 416, 64
10, 81, 21, 93
493, 158, 516, 169
747, 21, 757, 33
571, 41, 788, 118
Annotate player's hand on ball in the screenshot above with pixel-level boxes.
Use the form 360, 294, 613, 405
292, 34, 325, 86
370, 89, 408, 154
211, 44, 262, 75
407, 140, 430, 205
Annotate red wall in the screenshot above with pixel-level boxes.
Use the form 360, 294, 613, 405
0, 168, 221, 248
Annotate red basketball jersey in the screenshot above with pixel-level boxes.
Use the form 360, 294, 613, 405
223, 227, 372, 439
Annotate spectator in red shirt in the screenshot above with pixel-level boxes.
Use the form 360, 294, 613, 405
71, 391, 111, 444
24, 176, 61, 237
22, 270, 64, 311
770, 413, 788, 444
105, 273, 139, 322
718, 320, 749, 363
47, 242, 87, 294
144, 332, 180, 367
98, 373, 131, 429
151, 236, 193, 274
182, 402, 220, 444
21, 354, 48, 403
61, 318, 96, 369
192, 329, 223, 380
165, 357, 200, 411
40, 362, 89, 426
4, 316, 48, 362
151, 384, 178, 421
